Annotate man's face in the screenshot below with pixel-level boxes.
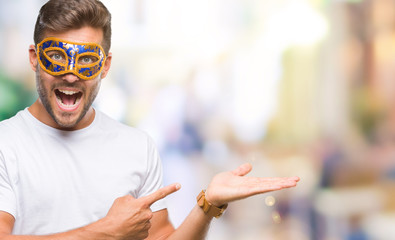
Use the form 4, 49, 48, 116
35, 64, 101, 129
30, 26, 111, 130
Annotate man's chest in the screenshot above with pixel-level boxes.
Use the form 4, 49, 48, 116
9, 141, 147, 220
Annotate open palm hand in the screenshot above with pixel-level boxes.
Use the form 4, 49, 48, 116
205, 163, 300, 206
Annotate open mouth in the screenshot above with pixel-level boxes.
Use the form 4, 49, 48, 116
54, 89, 83, 111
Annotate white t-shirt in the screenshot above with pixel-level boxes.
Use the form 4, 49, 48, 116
0, 108, 166, 235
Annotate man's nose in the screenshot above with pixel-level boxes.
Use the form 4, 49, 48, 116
62, 73, 80, 83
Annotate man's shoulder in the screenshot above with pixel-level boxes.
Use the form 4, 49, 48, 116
0, 110, 25, 135
0, 110, 28, 147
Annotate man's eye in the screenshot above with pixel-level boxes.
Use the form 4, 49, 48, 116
47, 51, 66, 63
79, 56, 98, 65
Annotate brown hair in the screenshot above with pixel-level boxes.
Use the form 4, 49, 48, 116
33, 0, 112, 54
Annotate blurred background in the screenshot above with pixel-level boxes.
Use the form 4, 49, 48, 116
1, 0, 395, 239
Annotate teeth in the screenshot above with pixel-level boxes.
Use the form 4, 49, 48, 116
59, 89, 78, 95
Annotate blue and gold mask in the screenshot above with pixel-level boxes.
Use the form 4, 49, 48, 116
37, 37, 107, 80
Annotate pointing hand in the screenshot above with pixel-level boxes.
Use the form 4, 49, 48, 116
103, 183, 181, 240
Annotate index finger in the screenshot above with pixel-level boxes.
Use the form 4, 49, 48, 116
140, 183, 181, 207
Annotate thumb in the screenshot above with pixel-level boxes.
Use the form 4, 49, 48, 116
231, 163, 252, 176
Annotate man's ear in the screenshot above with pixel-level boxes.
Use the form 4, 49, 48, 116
29, 45, 38, 72
100, 52, 112, 79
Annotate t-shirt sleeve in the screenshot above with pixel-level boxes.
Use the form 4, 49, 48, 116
0, 150, 17, 218
138, 137, 167, 212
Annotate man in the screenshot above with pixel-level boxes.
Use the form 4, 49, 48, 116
0, 0, 300, 239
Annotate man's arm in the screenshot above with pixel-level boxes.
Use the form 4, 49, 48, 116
0, 212, 13, 238
146, 205, 212, 240
0, 184, 181, 240
0, 210, 107, 240
151, 163, 300, 240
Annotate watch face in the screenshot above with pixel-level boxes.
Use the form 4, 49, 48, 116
197, 190, 205, 206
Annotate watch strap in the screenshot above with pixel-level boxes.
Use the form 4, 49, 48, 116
196, 190, 228, 218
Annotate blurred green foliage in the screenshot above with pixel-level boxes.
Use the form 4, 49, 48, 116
0, 71, 35, 121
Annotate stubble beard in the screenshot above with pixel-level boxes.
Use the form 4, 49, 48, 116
35, 71, 101, 129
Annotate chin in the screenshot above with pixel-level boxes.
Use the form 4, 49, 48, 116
52, 108, 85, 130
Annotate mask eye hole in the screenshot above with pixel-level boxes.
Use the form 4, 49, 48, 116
78, 55, 99, 65
46, 49, 67, 64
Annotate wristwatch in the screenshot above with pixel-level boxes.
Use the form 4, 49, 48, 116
196, 190, 228, 218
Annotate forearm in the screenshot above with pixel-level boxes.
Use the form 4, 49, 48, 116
166, 205, 214, 240
0, 218, 112, 240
